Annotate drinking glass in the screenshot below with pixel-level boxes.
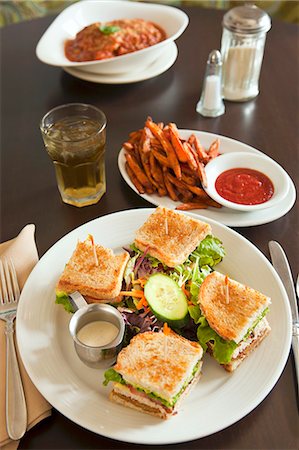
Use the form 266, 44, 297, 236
40, 103, 107, 207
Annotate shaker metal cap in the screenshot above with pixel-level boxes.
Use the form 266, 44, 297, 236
208, 49, 222, 66
223, 4, 271, 34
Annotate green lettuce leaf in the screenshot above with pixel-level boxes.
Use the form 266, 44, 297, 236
103, 368, 125, 386
196, 317, 237, 364
188, 304, 202, 323
55, 291, 75, 313
192, 235, 226, 267
171, 263, 212, 304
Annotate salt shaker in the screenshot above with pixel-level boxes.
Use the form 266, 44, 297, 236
221, 4, 271, 101
196, 50, 225, 118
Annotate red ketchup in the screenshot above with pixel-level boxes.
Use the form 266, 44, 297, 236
215, 168, 274, 205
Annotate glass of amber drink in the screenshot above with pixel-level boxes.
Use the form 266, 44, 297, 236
40, 103, 107, 207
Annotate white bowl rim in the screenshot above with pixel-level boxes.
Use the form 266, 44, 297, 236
36, 0, 189, 68
204, 151, 290, 212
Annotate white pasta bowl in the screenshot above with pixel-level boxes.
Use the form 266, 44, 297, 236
204, 152, 289, 212
36, 0, 188, 74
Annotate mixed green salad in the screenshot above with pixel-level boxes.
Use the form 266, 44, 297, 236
56, 234, 233, 362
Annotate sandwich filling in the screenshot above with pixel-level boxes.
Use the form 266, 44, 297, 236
104, 361, 202, 408
197, 307, 269, 364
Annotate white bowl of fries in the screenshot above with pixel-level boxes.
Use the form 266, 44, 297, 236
204, 152, 289, 211
36, 0, 189, 75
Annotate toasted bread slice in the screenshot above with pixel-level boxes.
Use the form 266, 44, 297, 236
56, 238, 129, 300
134, 206, 211, 267
114, 330, 203, 404
199, 271, 271, 343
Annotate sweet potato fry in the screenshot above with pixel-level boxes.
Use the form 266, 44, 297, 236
180, 163, 197, 177
138, 131, 158, 189
169, 123, 189, 163
162, 126, 171, 142
181, 172, 197, 186
150, 137, 161, 147
125, 153, 153, 193
149, 153, 166, 189
152, 149, 172, 168
197, 162, 208, 188
150, 162, 167, 196
167, 172, 208, 199
175, 186, 193, 202
176, 202, 208, 211
163, 169, 178, 202
140, 127, 152, 154
128, 129, 142, 144
189, 134, 210, 162
133, 145, 142, 167
203, 198, 222, 208
125, 162, 145, 194
139, 150, 158, 191
182, 142, 198, 171
123, 142, 134, 152
146, 118, 181, 179
186, 184, 209, 198
186, 143, 208, 188
208, 139, 220, 159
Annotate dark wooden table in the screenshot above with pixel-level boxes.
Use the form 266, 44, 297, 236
1, 6, 298, 450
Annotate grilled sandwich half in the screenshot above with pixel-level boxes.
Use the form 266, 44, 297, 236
56, 237, 129, 302
134, 206, 212, 267
104, 330, 203, 419
198, 271, 271, 372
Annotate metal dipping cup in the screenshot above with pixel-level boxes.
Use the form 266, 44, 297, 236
69, 303, 125, 369
40, 103, 107, 208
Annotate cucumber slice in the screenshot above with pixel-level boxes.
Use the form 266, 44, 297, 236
144, 273, 189, 328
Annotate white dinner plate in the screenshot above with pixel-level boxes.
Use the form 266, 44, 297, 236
17, 209, 292, 444
63, 42, 178, 84
118, 130, 296, 227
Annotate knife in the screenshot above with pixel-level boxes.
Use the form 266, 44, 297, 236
268, 241, 299, 398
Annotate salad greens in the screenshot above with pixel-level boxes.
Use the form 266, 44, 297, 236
193, 235, 226, 268
196, 317, 238, 364
103, 368, 125, 386
55, 291, 75, 313
119, 234, 226, 350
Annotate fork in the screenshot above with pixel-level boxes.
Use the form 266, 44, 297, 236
0, 259, 27, 440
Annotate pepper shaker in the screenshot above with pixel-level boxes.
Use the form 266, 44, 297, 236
196, 50, 225, 118
221, 4, 271, 102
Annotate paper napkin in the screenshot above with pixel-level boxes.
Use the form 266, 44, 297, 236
0, 225, 51, 450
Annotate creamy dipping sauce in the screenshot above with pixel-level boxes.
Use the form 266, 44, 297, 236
77, 321, 119, 347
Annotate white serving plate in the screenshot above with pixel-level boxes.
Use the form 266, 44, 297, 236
36, 0, 188, 74
118, 130, 296, 227
63, 41, 178, 84
17, 209, 291, 444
